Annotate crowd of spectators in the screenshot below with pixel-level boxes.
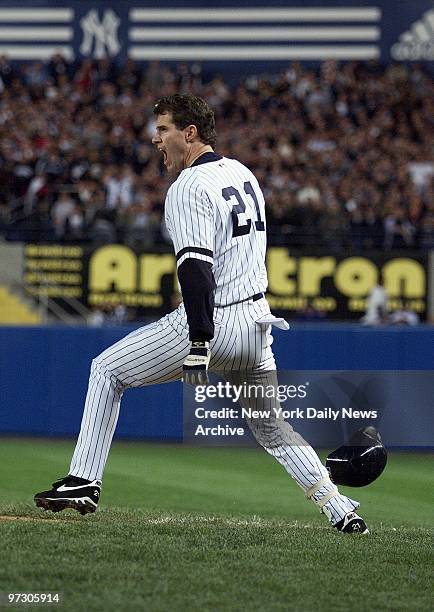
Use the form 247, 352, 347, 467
0, 55, 432, 251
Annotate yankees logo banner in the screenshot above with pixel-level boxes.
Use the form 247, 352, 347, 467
0, 0, 431, 70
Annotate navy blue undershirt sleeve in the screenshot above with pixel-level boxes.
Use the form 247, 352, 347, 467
178, 258, 215, 342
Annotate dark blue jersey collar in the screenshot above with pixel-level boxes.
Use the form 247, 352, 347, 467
190, 151, 222, 167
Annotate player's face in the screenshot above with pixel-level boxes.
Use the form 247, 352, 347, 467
152, 113, 189, 175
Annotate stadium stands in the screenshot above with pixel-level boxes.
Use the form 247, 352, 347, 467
0, 56, 432, 249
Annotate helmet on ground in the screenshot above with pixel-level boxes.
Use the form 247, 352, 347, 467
326, 426, 387, 487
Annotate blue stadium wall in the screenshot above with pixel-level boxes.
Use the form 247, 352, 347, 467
1, 325, 434, 439
0, 0, 432, 75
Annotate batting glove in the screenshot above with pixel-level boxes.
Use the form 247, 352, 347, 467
183, 341, 210, 385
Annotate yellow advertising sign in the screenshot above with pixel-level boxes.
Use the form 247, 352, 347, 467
23, 245, 427, 318
266, 249, 426, 314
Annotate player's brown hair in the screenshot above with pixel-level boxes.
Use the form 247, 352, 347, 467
153, 94, 217, 148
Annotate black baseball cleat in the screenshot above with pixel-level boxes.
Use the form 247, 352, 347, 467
34, 475, 101, 516
335, 512, 369, 534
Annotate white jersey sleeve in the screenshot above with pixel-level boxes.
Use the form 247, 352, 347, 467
165, 177, 214, 268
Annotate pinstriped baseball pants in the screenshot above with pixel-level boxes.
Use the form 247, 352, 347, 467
69, 298, 359, 525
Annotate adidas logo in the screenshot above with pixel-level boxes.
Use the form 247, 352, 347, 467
391, 9, 434, 61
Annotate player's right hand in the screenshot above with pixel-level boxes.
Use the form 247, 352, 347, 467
183, 341, 210, 385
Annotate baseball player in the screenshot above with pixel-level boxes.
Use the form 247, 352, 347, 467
35, 94, 368, 534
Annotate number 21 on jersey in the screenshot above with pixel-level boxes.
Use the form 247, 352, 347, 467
222, 181, 265, 238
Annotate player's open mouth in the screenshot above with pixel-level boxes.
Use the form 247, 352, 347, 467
159, 149, 167, 164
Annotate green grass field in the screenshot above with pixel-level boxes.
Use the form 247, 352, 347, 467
0, 439, 432, 611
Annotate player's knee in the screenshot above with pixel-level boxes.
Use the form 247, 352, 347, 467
248, 418, 297, 448
90, 353, 109, 376
90, 353, 130, 391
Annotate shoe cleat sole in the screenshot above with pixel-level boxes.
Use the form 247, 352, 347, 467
34, 497, 96, 516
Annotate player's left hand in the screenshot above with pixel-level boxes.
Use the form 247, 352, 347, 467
183, 341, 210, 385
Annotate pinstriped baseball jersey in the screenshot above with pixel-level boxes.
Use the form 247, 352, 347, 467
165, 156, 268, 306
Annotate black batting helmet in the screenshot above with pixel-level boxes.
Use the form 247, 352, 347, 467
326, 426, 387, 487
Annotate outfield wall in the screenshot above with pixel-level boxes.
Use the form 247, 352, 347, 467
1, 324, 433, 440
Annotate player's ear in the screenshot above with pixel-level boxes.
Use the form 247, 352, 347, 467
185, 124, 197, 143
